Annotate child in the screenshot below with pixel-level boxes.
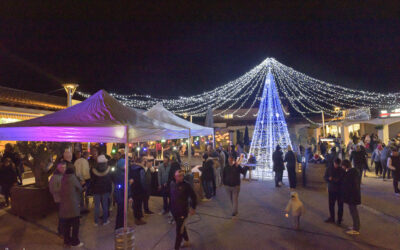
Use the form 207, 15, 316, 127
285, 191, 305, 230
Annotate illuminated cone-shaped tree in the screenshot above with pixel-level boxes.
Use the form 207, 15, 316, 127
249, 69, 292, 180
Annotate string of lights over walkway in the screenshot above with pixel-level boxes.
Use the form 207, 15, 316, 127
77, 58, 400, 123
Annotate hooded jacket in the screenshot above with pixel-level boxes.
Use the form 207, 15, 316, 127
49, 168, 63, 203
342, 168, 361, 205
59, 173, 82, 218
90, 161, 112, 195
285, 192, 305, 217
169, 180, 197, 217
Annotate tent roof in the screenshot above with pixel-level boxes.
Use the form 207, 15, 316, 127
0, 90, 188, 142
144, 103, 213, 137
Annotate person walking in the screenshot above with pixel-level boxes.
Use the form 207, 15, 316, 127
350, 145, 367, 183
324, 158, 345, 225
223, 154, 245, 217
273, 145, 285, 187
74, 149, 90, 213
284, 145, 297, 189
371, 144, 383, 177
91, 155, 112, 226
0, 157, 18, 207
59, 167, 84, 247
387, 147, 400, 196
381, 144, 392, 180
170, 169, 197, 250
49, 162, 67, 235
199, 159, 215, 200
158, 157, 171, 215
341, 159, 361, 235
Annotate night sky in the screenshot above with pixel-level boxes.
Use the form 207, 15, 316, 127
0, 2, 399, 98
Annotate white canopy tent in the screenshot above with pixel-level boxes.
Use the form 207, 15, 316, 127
144, 103, 214, 166
0, 89, 189, 232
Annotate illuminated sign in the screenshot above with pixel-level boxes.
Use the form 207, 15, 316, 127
379, 108, 400, 118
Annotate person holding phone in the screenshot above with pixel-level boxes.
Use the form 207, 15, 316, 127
223, 153, 245, 217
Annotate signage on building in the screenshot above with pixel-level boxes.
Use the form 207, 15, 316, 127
379, 108, 400, 118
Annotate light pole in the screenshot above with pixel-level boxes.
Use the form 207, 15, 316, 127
62, 83, 79, 107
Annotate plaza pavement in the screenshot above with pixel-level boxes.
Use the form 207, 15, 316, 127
0, 174, 399, 250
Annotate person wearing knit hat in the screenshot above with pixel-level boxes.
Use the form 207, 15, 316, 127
90, 154, 112, 226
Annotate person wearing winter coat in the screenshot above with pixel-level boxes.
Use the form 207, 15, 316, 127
111, 153, 129, 230
325, 147, 338, 169
90, 155, 112, 226
223, 154, 245, 217
273, 145, 285, 187
284, 145, 297, 189
199, 159, 215, 200
371, 144, 383, 176
170, 169, 197, 250
350, 145, 368, 182
74, 149, 90, 213
158, 157, 171, 215
129, 160, 146, 225
49, 162, 67, 235
285, 191, 305, 230
142, 158, 155, 214
59, 167, 84, 247
341, 159, 361, 235
381, 144, 392, 180
387, 148, 400, 195
0, 157, 18, 207
324, 158, 345, 225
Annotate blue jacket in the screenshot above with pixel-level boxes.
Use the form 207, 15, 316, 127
158, 162, 170, 186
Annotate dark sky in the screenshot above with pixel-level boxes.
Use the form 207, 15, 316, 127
0, 1, 399, 97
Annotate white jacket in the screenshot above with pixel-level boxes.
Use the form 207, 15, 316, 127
74, 157, 90, 181
285, 192, 305, 217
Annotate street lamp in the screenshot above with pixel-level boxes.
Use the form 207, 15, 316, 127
62, 83, 79, 107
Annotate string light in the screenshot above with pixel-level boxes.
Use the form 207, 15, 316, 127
77, 57, 400, 122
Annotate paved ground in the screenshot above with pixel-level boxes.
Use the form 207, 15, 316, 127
1, 174, 399, 250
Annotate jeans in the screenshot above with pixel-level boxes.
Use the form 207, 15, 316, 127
328, 191, 343, 222
161, 185, 170, 212
61, 216, 80, 246
202, 180, 213, 199
382, 160, 391, 179
348, 204, 360, 231
225, 185, 240, 215
143, 193, 150, 212
374, 161, 382, 176
274, 170, 283, 186
174, 215, 189, 250
94, 192, 110, 223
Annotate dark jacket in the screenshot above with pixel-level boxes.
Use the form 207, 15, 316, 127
90, 163, 112, 195
223, 163, 245, 187
199, 159, 215, 181
169, 181, 197, 217
129, 164, 145, 198
111, 159, 129, 203
273, 150, 284, 172
284, 151, 296, 171
168, 162, 181, 184
324, 166, 345, 193
59, 173, 82, 218
389, 155, 400, 177
325, 152, 338, 169
142, 167, 153, 194
350, 149, 367, 169
0, 164, 17, 187
342, 168, 361, 205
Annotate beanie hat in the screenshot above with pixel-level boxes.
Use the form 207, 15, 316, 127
97, 155, 108, 163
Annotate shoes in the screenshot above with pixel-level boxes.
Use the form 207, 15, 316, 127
336, 220, 342, 226
324, 218, 334, 223
135, 219, 146, 225
80, 209, 89, 215
103, 220, 110, 225
71, 242, 84, 247
181, 240, 191, 248
145, 210, 154, 215
394, 193, 400, 197
232, 212, 238, 217
93, 223, 99, 227
201, 198, 211, 202
168, 218, 175, 224
346, 229, 360, 235
158, 210, 168, 215
347, 226, 353, 230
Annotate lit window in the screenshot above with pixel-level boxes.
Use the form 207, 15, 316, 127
224, 114, 233, 119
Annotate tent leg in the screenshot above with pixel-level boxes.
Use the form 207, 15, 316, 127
212, 128, 216, 149
124, 126, 129, 231
188, 129, 192, 172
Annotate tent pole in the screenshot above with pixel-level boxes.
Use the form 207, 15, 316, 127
212, 128, 216, 149
188, 129, 192, 172
124, 126, 129, 232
